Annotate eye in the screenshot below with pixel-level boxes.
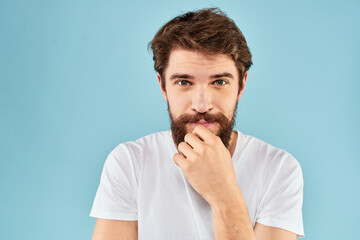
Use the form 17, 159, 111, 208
213, 80, 227, 86
176, 80, 191, 86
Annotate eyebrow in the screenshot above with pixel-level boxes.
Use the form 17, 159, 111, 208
169, 72, 234, 80
210, 72, 234, 79
169, 74, 194, 80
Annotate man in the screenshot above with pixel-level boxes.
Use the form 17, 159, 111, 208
90, 8, 304, 240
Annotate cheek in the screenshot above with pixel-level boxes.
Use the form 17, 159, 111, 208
167, 87, 194, 108
214, 96, 237, 110
167, 95, 189, 115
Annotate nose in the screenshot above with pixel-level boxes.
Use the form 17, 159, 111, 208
191, 86, 213, 113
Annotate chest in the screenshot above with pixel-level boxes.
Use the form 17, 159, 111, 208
136, 154, 262, 240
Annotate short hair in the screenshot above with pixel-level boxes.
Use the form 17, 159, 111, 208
149, 8, 253, 92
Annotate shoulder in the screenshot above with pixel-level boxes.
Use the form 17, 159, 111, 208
106, 130, 172, 164
243, 132, 305, 236
132, 130, 172, 147
238, 131, 300, 165
101, 130, 172, 178
236, 131, 303, 182
111, 130, 171, 153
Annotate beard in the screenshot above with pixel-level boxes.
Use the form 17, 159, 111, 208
169, 102, 238, 149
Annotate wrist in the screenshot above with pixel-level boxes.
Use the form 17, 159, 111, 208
209, 186, 245, 213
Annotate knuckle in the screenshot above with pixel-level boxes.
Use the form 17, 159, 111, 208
208, 136, 219, 145
184, 162, 194, 172
173, 153, 180, 161
178, 142, 186, 150
191, 151, 199, 160
205, 144, 214, 153
184, 133, 192, 142
198, 146, 206, 155
193, 125, 200, 131
215, 136, 221, 143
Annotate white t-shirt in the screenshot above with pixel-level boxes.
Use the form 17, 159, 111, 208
90, 130, 304, 239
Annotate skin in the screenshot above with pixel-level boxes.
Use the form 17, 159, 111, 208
92, 219, 138, 240
91, 48, 297, 240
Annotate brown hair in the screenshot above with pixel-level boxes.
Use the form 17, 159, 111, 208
149, 8, 253, 92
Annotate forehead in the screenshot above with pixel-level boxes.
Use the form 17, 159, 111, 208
165, 49, 238, 79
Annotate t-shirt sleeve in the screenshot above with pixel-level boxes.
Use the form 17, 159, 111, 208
89, 144, 138, 220
256, 153, 304, 237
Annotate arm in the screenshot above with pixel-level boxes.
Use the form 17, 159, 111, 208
210, 187, 255, 240
175, 126, 302, 239
254, 223, 297, 240
211, 188, 297, 240
174, 126, 255, 239
91, 219, 138, 240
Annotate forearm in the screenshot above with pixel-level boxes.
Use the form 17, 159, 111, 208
210, 188, 256, 240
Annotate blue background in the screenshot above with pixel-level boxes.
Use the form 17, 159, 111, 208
1, 0, 359, 239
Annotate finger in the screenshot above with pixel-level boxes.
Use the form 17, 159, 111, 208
192, 125, 217, 143
173, 153, 187, 169
178, 141, 195, 159
184, 133, 203, 149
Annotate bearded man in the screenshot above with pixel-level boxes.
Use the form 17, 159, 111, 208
90, 8, 304, 240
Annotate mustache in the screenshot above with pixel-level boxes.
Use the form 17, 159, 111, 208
175, 112, 228, 123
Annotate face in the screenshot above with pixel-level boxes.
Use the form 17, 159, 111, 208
158, 49, 247, 148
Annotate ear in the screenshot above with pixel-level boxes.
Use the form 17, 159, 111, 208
157, 73, 168, 101
237, 71, 248, 101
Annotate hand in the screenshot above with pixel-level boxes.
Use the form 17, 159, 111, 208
173, 125, 239, 206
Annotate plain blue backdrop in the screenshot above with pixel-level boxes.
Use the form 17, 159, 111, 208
1, 0, 359, 239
